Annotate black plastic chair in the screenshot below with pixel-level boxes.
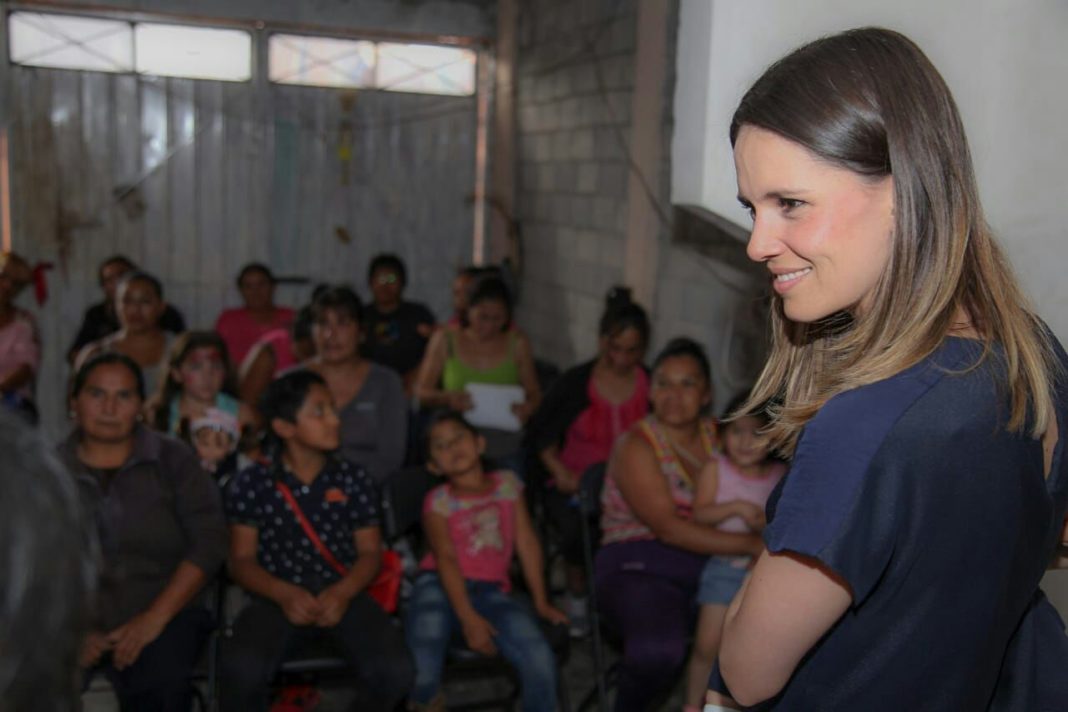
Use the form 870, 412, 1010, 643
382, 465, 572, 712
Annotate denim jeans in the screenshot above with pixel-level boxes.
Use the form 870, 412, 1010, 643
405, 572, 558, 712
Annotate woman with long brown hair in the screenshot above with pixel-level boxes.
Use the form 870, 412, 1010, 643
710, 28, 1068, 710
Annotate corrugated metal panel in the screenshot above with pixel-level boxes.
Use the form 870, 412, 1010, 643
7, 65, 477, 438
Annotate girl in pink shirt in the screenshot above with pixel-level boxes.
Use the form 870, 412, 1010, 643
406, 411, 566, 712
684, 395, 786, 711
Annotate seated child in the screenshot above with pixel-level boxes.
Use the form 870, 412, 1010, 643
185, 408, 240, 486
683, 395, 787, 712
220, 370, 413, 712
405, 410, 567, 712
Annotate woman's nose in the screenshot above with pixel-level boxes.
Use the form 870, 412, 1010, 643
745, 215, 784, 264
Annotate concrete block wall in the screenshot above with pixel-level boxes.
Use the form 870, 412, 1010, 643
653, 246, 769, 414
514, 0, 639, 368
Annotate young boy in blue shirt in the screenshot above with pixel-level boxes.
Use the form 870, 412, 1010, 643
220, 370, 413, 711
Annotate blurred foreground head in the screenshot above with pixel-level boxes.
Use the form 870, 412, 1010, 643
0, 411, 97, 711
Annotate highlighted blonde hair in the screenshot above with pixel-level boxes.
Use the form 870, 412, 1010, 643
731, 28, 1058, 456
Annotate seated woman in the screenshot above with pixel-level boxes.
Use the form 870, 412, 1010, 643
526, 286, 650, 634
238, 304, 315, 407
303, 286, 407, 483
0, 251, 40, 422
214, 263, 295, 368
416, 276, 540, 468
68, 255, 185, 364
595, 338, 764, 712
75, 271, 174, 397
60, 353, 227, 711
362, 253, 436, 393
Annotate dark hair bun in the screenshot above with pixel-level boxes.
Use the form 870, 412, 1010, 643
605, 285, 633, 311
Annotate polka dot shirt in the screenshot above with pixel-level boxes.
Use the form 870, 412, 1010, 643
225, 458, 381, 593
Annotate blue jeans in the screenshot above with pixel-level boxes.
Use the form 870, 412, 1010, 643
405, 573, 557, 711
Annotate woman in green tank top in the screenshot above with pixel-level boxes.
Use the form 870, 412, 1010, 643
415, 277, 541, 458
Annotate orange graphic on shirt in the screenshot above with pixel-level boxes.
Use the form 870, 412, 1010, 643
324, 488, 349, 504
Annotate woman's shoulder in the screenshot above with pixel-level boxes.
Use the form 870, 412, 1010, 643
793, 341, 982, 482
215, 307, 246, 325
611, 421, 659, 468
146, 427, 199, 463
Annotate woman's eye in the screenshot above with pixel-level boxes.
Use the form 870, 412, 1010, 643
779, 197, 804, 213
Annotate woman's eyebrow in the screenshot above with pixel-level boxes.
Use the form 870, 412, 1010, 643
740, 189, 811, 205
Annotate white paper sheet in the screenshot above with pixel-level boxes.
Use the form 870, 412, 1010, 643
464, 383, 525, 432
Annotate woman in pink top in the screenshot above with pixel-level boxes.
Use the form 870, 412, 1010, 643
214, 264, 294, 367
237, 305, 315, 408
0, 252, 40, 421
596, 339, 764, 712
526, 286, 651, 633
684, 393, 786, 711
407, 411, 566, 712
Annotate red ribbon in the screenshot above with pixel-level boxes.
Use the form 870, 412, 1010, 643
31, 262, 53, 306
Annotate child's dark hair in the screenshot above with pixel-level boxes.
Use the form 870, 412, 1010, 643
368, 253, 407, 287
722, 390, 771, 427
259, 370, 327, 460
461, 276, 512, 330
260, 370, 326, 427
311, 285, 363, 324
152, 331, 236, 432
424, 409, 480, 450
652, 337, 712, 384
600, 286, 650, 345
71, 352, 145, 401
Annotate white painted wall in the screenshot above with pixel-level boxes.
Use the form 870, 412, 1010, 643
672, 0, 1068, 342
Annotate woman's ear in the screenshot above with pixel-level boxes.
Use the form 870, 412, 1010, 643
426, 460, 442, 476
475, 434, 487, 455
170, 366, 184, 384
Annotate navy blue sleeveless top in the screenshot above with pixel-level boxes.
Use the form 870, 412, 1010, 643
712, 334, 1068, 710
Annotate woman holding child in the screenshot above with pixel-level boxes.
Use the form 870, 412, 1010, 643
596, 338, 763, 712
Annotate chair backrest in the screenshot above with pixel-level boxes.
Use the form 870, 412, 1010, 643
381, 466, 439, 542
579, 462, 607, 519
